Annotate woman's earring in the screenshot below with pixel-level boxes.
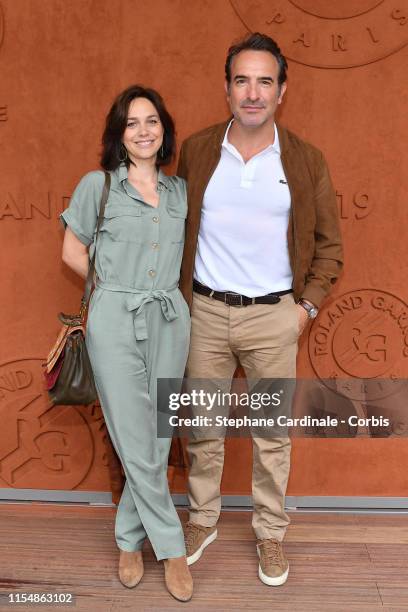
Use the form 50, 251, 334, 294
159, 144, 164, 158
119, 145, 128, 162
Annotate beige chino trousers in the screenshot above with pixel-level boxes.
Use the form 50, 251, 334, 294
186, 291, 299, 541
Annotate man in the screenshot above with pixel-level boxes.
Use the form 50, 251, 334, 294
177, 32, 343, 586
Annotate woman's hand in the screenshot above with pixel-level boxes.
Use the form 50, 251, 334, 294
62, 227, 89, 279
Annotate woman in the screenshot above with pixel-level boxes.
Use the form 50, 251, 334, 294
61, 85, 193, 602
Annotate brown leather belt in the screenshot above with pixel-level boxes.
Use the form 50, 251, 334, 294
193, 279, 293, 307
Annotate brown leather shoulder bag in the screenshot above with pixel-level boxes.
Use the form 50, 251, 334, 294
44, 172, 111, 405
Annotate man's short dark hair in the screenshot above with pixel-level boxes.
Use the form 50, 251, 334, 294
101, 84, 175, 171
225, 32, 288, 87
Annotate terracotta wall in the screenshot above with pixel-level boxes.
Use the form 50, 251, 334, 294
1, 0, 407, 499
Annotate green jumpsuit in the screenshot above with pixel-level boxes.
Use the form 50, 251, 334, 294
61, 164, 190, 559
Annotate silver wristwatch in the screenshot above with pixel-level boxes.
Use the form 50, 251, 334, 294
298, 299, 319, 319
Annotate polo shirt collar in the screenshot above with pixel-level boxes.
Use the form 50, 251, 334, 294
222, 120, 281, 155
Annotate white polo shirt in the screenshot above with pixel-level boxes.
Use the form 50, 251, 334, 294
194, 121, 293, 297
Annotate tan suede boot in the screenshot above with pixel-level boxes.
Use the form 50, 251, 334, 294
163, 555, 193, 602
118, 550, 144, 588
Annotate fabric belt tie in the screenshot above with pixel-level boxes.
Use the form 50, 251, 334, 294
126, 290, 178, 340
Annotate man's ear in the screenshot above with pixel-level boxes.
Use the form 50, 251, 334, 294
224, 80, 231, 99
278, 82, 287, 104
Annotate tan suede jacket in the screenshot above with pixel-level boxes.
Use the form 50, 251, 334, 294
177, 121, 343, 309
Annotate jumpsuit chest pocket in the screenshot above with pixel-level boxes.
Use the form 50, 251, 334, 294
102, 204, 142, 243
166, 197, 187, 244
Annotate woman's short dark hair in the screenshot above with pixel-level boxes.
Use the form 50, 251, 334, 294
225, 32, 288, 88
101, 85, 175, 171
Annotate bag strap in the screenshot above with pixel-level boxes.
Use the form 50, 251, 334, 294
80, 171, 111, 318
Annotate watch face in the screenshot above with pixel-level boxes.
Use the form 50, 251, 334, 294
300, 300, 318, 318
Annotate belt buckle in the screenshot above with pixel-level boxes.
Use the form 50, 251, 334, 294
224, 292, 243, 307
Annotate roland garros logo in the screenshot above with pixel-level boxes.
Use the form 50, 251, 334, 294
230, 0, 408, 68
308, 289, 408, 400
0, 358, 102, 489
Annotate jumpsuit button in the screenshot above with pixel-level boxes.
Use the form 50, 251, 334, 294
151, 242, 159, 249
152, 216, 159, 223
148, 269, 156, 277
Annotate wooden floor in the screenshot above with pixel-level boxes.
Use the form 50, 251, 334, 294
0, 504, 407, 611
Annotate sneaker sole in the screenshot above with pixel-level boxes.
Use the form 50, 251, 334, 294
256, 546, 289, 586
258, 563, 289, 586
186, 530, 218, 566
